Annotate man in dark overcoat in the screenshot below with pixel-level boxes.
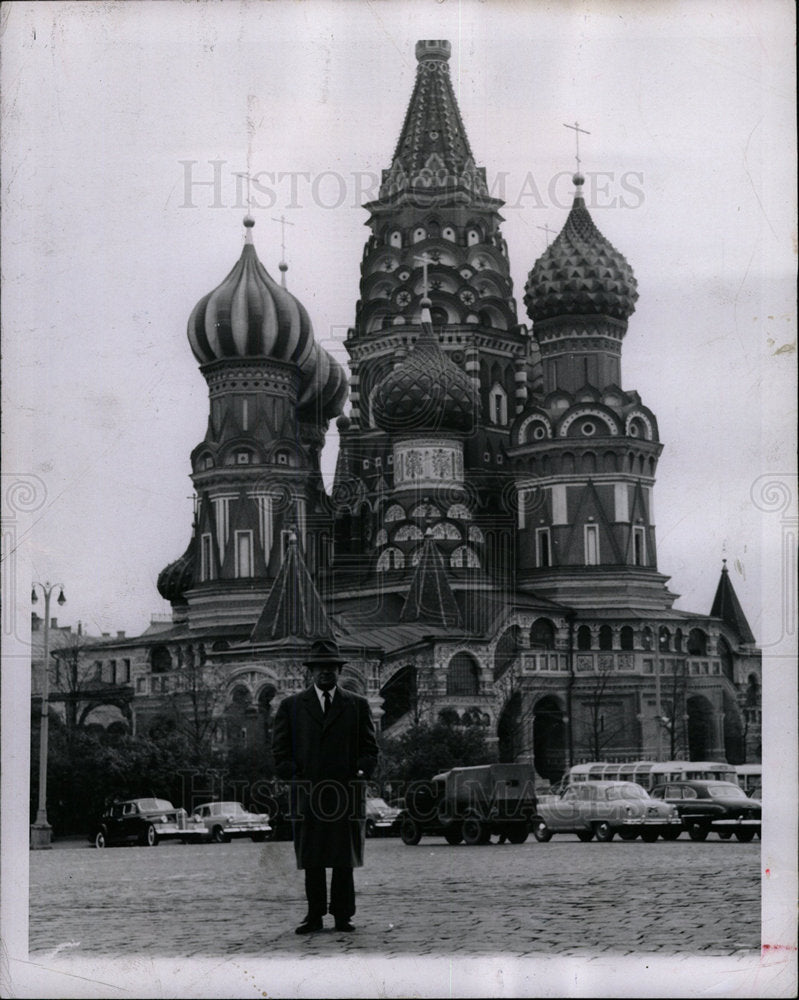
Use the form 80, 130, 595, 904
272, 638, 379, 934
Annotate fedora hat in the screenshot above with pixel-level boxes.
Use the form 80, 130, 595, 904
303, 637, 348, 667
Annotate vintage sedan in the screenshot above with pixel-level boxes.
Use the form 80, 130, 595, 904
650, 780, 761, 841
90, 797, 198, 848
191, 801, 272, 843
532, 780, 682, 842
365, 796, 401, 837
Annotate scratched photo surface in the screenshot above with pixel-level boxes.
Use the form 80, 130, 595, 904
1, 1, 796, 997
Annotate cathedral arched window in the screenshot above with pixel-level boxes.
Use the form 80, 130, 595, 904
442, 226, 456, 242
151, 646, 172, 674
413, 227, 426, 244
641, 626, 653, 651
390, 230, 402, 248
489, 383, 508, 426
530, 617, 556, 650
376, 547, 405, 572
674, 628, 684, 652
687, 628, 707, 656
447, 652, 480, 696
659, 626, 671, 652
450, 546, 479, 568
447, 503, 471, 520
599, 625, 613, 650
467, 228, 481, 246
430, 307, 448, 327
620, 626, 635, 650
577, 626, 592, 651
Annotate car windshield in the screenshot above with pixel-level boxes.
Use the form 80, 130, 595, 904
368, 798, 390, 810
136, 798, 174, 812
210, 802, 247, 814
705, 782, 748, 799
604, 784, 648, 800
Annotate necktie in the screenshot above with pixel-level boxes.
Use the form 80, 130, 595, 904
323, 691, 331, 716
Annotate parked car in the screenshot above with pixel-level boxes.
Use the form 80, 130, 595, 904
532, 780, 682, 842
649, 780, 761, 841
190, 801, 272, 843
365, 796, 401, 837
400, 763, 538, 846
90, 797, 199, 848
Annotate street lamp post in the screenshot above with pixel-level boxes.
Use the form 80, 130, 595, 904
30, 581, 66, 850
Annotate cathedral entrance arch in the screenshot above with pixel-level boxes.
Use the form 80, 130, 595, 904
686, 695, 716, 760
532, 695, 566, 783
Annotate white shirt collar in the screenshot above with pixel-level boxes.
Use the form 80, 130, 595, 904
314, 685, 335, 710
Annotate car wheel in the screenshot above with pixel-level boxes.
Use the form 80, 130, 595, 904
640, 827, 660, 843
93, 831, 106, 849
401, 818, 422, 846
576, 829, 594, 842
462, 816, 487, 846
507, 825, 529, 845
142, 824, 158, 847
444, 825, 463, 845
718, 831, 733, 840
211, 825, 228, 844
619, 828, 638, 841
365, 819, 376, 838
594, 821, 615, 842
735, 828, 756, 843
687, 821, 709, 842
532, 820, 552, 843
661, 828, 681, 841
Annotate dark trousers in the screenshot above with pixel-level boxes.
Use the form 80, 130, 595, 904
304, 867, 355, 920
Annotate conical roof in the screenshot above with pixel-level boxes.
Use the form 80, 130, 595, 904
250, 532, 333, 642
710, 560, 756, 645
371, 301, 479, 434
400, 530, 462, 628
376, 40, 493, 204
524, 176, 638, 323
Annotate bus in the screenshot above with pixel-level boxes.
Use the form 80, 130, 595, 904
565, 760, 737, 791
735, 763, 762, 799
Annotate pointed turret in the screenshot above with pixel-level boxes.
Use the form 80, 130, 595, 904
710, 560, 756, 645
250, 531, 333, 642
400, 529, 462, 628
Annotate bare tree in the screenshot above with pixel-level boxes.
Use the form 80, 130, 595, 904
51, 629, 132, 734
166, 651, 230, 758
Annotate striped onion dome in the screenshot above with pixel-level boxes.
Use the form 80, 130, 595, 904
524, 175, 638, 323
371, 300, 479, 434
187, 218, 347, 419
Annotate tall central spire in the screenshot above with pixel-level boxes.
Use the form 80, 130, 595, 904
376, 39, 492, 205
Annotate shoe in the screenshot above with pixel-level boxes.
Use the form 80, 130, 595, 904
295, 918, 323, 934
334, 920, 356, 932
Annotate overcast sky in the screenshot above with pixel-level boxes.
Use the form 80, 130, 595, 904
3, 0, 795, 644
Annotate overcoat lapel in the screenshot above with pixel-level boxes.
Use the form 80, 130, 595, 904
300, 686, 324, 726
322, 686, 347, 731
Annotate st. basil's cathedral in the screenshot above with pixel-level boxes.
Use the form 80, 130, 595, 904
74, 40, 761, 783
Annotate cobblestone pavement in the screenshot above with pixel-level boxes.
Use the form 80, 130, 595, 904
29, 834, 761, 960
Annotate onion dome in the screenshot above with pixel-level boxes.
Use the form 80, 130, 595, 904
187, 217, 347, 420
371, 299, 479, 434
157, 536, 196, 604
524, 175, 638, 322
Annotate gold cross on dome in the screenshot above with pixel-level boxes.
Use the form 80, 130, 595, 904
537, 223, 557, 247
271, 214, 295, 264
563, 121, 591, 171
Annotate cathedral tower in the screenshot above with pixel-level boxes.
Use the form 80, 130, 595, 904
158, 218, 347, 629
510, 174, 670, 609
333, 39, 540, 591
